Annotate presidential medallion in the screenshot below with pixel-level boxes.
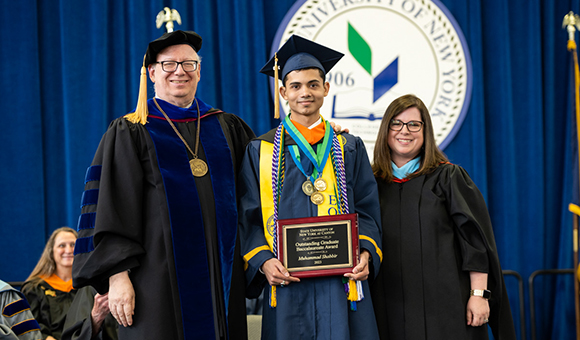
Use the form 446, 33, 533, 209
190, 158, 208, 177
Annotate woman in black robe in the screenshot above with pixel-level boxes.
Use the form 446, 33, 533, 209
22, 227, 78, 340
370, 94, 516, 339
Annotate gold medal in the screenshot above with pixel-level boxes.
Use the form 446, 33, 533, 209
302, 180, 314, 196
154, 98, 209, 178
310, 192, 324, 205
313, 178, 327, 192
190, 158, 208, 177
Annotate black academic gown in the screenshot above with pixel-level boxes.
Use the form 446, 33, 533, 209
72, 98, 255, 340
371, 163, 516, 340
21, 280, 77, 340
61, 286, 118, 340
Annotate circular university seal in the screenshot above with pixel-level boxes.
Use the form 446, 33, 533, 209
266, 214, 276, 237
271, 0, 472, 157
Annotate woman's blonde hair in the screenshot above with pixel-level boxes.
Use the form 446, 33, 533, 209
25, 227, 78, 286
372, 94, 448, 182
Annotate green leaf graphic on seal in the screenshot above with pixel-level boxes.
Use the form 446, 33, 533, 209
348, 22, 372, 75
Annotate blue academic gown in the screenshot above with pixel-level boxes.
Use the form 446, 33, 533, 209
238, 128, 382, 340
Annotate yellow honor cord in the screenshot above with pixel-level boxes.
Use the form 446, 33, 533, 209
347, 279, 358, 301
270, 285, 277, 307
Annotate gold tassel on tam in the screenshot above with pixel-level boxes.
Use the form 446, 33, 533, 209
124, 56, 149, 125
274, 53, 280, 119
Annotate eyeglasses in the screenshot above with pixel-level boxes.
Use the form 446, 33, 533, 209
156, 60, 199, 72
389, 119, 424, 132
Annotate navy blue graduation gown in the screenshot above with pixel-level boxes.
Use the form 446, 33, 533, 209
238, 129, 382, 340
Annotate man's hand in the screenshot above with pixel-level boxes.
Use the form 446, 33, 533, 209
261, 258, 300, 286
108, 271, 135, 327
91, 292, 110, 335
344, 250, 371, 281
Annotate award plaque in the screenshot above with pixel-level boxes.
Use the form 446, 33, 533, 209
276, 213, 359, 278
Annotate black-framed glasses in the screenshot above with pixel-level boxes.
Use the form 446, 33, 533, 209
156, 60, 199, 72
389, 119, 424, 132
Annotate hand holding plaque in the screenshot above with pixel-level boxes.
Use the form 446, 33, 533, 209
261, 258, 301, 286
343, 250, 371, 281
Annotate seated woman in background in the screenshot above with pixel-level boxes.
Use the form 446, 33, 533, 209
370, 94, 516, 340
22, 227, 78, 340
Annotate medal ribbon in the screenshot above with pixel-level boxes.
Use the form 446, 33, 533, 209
288, 145, 322, 182
283, 116, 332, 181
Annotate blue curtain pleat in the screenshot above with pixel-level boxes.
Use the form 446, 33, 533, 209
0, 0, 48, 283
1, 0, 579, 338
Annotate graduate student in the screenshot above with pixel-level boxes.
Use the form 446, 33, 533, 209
72, 30, 254, 340
238, 35, 383, 340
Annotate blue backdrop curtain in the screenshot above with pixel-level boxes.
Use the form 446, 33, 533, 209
0, 0, 578, 338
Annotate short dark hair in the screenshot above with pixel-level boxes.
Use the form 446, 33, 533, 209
282, 67, 326, 87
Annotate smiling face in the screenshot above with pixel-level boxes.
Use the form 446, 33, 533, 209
148, 44, 201, 108
388, 107, 424, 167
280, 68, 330, 126
52, 231, 76, 271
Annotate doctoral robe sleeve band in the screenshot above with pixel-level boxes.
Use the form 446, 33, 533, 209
84, 165, 102, 184
2, 299, 33, 319
11, 319, 41, 337
74, 166, 102, 255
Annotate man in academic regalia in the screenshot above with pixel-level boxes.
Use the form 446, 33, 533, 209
238, 35, 383, 340
72, 30, 254, 340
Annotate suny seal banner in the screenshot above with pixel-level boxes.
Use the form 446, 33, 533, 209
271, 0, 473, 157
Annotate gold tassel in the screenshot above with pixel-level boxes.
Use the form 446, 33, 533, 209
274, 53, 280, 119
270, 285, 277, 307
347, 279, 358, 301
124, 55, 149, 125
569, 40, 577, 51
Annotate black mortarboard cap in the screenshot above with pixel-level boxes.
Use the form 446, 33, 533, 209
260, 35, 344, 81
144, 30, 202, 67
